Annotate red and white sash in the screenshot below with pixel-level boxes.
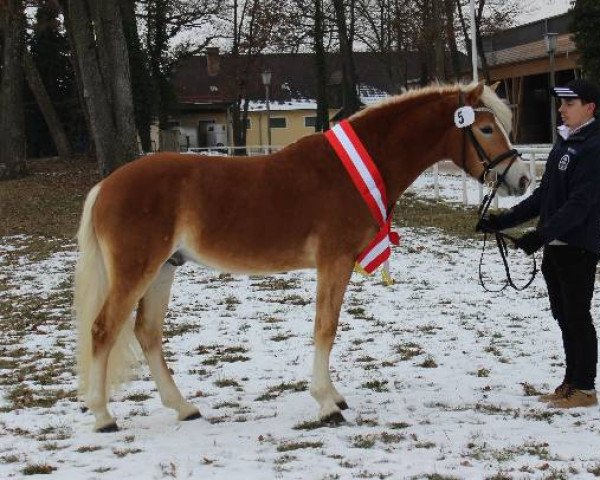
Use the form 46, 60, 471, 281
325, 120, 400, 275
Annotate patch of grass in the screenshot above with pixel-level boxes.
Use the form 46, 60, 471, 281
520, 382, 544, 396
76, 445, 102, 453
293, 419, 324, 431
1, 454, 21, 463
270, 332, 295, 342
265, 294, 310, 306
214, 401, 241, 409
256, 380, 308, 401
356, 355, 376, 363
395, 342, 424, 360
0, 157, 99, 237
380, 431, 405, 444
588, 464, 600, 477
415, 441, 436, 449
214, 378, 241, 388
362, 380, 389, 392
422, 475, 462, 480
124, 392, 152, 402
112, 447, 143, 458
277, 441, 323, 452
22, 463, 57, 475
388, 421, 411, 430
418, 355, 438, 368
251, 277, 299, 290
476, 368, 490, 377
351, 434, 377, 449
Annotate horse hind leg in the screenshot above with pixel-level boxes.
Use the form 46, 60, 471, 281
86, 290, 141, 432
310, 256, 354, 425
134, 264, 200, 421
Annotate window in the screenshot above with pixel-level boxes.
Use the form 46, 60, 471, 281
304, 116, 317, 128
269, 117, 287, 129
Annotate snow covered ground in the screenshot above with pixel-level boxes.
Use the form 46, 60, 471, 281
2, 181, 600, 480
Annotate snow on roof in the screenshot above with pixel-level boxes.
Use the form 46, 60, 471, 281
246, 85, 391, 112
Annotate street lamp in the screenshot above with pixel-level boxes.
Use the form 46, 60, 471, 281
261, 69, 272, 153
544, 32, 558, 143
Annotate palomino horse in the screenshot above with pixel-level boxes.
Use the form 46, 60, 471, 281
74, 82, 531, 432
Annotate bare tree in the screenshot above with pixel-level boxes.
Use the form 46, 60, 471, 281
456, 0, 520, 82
23, 51, 71, 159
332, 0, 361, 117
142, 0, 222, 130
0, 0, 27, 180
214, 0, 283, 148
61, 0, 138, 175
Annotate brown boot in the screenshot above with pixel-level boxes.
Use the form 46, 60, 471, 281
538, 383, 571, 403
549, 389, 598, 409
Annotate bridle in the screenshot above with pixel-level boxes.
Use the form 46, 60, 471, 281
457, 91, 537, 292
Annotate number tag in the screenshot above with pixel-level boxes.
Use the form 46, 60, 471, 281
454, 106, 475, 128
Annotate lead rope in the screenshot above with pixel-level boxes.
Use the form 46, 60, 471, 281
477, 166, 538, 292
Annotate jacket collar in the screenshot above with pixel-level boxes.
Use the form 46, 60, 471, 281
561, 118, 599, 142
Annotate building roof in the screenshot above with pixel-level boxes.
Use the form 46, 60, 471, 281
171, 51, 426, 109
483, 12, 576, 67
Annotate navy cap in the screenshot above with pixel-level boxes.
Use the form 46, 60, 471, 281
552, 79, 600, 106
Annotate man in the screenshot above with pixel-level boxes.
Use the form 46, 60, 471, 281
477, 78, 600, 409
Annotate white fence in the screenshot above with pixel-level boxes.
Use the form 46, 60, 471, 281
183, 146, 282, 156
180, 144, 552, 208
426, 146, 552, 207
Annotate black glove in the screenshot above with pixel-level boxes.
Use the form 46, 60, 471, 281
475, 214, 504, 233
514, 230, 544, 255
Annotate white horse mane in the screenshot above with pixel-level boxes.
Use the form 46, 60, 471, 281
352, 83, 513, 136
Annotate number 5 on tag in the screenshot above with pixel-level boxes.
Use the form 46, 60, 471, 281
454, 106, 475, 128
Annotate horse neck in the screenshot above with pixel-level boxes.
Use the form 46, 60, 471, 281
350, 92, 458, 207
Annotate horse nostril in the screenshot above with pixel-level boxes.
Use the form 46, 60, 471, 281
519, 175, 530, 191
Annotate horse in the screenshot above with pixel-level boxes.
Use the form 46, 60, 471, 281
74, 82, 531, 432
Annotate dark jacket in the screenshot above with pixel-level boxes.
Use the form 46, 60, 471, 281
498, 119, 600, 253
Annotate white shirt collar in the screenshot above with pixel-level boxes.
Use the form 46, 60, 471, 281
557, 118, 596, 140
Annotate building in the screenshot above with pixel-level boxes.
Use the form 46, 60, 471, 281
169, 50, 424, 152
483, 12, 579, 143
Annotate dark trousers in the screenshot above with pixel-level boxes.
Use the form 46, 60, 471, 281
541, 245, 599, 390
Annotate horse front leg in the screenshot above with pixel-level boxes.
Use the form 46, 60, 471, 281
310, 256, 354, 425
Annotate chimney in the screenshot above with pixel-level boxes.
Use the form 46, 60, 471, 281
206, 47, 220, 77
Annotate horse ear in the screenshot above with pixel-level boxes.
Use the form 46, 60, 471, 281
490, 81, 500, 92
466, 81, 485, 105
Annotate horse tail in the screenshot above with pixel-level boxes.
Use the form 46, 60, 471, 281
74, 183, 141, 399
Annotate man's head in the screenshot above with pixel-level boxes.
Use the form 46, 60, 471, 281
552, 79, 600, 129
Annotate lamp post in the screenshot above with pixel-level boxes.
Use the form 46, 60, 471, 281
545, 32, 558, 143
261, 69, 272, 153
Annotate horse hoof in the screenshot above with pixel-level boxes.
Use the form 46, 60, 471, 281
336, 401, 349, 411
182, 411, 202, 421
96, 422, 119, 433
321, 411, 346, 426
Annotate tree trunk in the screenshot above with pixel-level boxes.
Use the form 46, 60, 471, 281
90, 0, 139, 161
313, 0, 329, 132
0, 0, 27, 180
476, 0, 490, 82
23, 52, 72, 159
432, 0, 446, 81
444, 0, 461, 80
121, 0, 152, 152
64, 0, 127, 175
332, 0, 361, 118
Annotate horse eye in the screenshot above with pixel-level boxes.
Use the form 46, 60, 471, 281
480, 126, 494, 135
